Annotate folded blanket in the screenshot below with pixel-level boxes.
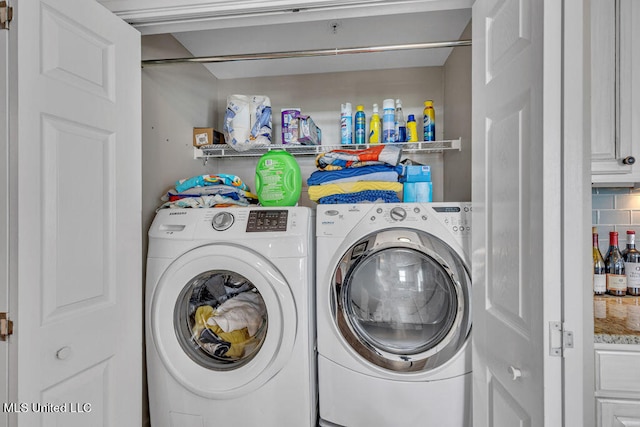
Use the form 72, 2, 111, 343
163, 184, 258, 202
308, 181, 403, 202
175, 174, 249, 193
307, 164, 401, 186
318, 190, 401, 204
315, 145, 402, 171
157, 194, 252, 210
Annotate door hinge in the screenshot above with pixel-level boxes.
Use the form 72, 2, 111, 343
549, 321, 574, 357
0, 1, 13, 30
0, 312, 13, 341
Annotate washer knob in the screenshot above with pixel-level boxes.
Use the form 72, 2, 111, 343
212, 212, 234, 231
389, 207, 407, 222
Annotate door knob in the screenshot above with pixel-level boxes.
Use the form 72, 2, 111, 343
56, 346, 72, 360
623, 156, 636, 165
508, 366, 522, 380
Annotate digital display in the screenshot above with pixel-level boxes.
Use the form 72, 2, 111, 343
433, 206, 461, 213
246, 210, 288, 232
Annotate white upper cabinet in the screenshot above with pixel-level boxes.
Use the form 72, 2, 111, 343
591, 0, 640, 185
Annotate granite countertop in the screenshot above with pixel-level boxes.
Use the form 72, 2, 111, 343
594, 295, 640, 344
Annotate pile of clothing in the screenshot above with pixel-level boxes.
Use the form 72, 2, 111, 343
189, 273, 267, 360
307, 145, 404, 204
159, 173, 258, 210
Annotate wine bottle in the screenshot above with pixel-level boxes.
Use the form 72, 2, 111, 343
624, 230, 640, 296
593, 227, 606, 295
605, 231, 627, 296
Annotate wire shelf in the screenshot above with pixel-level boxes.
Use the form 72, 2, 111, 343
194, 138, 462, 159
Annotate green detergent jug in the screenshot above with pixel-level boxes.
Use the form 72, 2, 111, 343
255, 150, 302, 206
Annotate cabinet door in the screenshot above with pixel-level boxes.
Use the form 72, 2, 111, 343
591, 0, 640, 184
9, 0, 141, 425
598, 399, 640, 427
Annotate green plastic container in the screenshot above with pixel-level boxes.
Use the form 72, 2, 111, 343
255, 150, 302, 206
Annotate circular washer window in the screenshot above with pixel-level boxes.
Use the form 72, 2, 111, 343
174, 270, 268, 371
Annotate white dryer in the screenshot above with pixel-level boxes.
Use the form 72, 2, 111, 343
146, 207, 316, 427
316, 203, 472, 427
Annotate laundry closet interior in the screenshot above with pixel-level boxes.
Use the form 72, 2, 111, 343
137, 2, 473, 234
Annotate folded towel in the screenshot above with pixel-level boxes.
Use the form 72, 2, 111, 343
315, 145, 402, 171
318, 190, 401, 204
163, 184, 258, 202
175, 174, 249, 193
308, 181, 403, 202
157, 194, 252, 210
307, 165, 401, 186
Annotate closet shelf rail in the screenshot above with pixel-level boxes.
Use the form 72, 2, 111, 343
194, 139, 462, 162
142, 39, 471, 66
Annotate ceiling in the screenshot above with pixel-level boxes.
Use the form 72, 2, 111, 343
165, 8, 472, 79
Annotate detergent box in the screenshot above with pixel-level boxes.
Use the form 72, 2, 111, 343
403, 182, 433, 203
400, 165, 431, 182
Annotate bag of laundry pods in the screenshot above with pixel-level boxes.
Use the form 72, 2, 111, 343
223, 94, 272, 152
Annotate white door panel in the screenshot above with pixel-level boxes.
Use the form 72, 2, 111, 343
472, 0, 553, 425
11, 0, 141, 425
474, 0, 591, 425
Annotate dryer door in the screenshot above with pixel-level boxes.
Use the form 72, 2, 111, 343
150, 244, 296, 398
332, 228, 471, 372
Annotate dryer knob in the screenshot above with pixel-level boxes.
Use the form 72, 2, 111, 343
212, 212, 234, 231
389, 207, 407, 222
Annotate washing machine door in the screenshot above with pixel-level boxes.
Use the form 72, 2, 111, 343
150, 243, 296, 398
332, 228, 471, 372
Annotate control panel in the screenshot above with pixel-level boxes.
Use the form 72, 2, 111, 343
246, 210, 289, 232
317, 203, 472, 237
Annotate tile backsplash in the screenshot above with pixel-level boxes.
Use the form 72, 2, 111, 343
593, 187, 640, 248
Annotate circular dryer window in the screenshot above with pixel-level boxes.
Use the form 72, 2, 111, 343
332, 228, 471, 372
174, 270, 268, 370
345, 248, 457, 355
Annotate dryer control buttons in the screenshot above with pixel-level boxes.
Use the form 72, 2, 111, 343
389, 207, 407, 222
211, 211, 234, 231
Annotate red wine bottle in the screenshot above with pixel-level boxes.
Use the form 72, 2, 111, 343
605, 231, 627, 296
624, 230, 640, 296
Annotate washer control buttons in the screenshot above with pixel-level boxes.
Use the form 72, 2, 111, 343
212, 211, 234, 231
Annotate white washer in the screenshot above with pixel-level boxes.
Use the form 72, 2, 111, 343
146, 207, 316, 427
316, 202, 472, 427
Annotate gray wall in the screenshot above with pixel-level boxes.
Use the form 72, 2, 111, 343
216, 67, 448, 206
443, 22, 472, 202
141, 34, 472, 226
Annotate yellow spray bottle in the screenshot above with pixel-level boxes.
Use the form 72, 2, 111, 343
369, 103, 381, 144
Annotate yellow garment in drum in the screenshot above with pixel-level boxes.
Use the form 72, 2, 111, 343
307, 181, 403, 202
193, 305, 251, 358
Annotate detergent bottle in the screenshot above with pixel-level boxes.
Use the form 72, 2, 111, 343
407, 114, 418, 142
340, 102, 353, 144
423, 100, 436, 142
382, 99, 396, 143
369, 103, 381, 144
255, 150, 302, 206
354, 105, 366, 144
